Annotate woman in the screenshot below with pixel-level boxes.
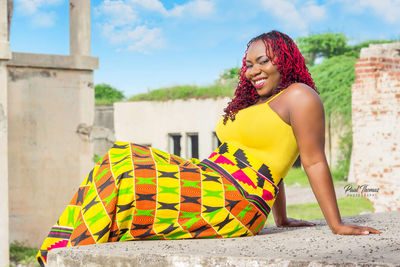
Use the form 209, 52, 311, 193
36, 30, 380, 266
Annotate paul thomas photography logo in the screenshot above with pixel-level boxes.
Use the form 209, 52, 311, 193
344, 184, 379, 197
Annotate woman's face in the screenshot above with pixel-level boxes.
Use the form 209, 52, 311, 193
245, 40, 281, 97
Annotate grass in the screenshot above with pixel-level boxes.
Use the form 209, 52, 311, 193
265, 196, 374, 226
127, 83, 235, 101
9, 242, 40, 267
95, 98, 116, 106
284, 167, 350, 188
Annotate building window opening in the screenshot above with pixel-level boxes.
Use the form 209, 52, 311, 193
187, 133, 199, 159
293, 156, 301, 168
169, 134, 181, 156
212, 132, 222, 150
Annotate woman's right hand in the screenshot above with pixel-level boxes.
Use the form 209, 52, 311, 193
331, 222, 382, 235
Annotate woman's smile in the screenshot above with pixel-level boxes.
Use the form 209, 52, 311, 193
252, 77, 268, 89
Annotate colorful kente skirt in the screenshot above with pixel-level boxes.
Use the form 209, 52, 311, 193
37, 141, 282, 266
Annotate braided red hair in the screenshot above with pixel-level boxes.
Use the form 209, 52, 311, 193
223, 30, 318, 124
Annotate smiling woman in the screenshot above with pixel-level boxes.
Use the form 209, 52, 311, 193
36, 30, 381, 267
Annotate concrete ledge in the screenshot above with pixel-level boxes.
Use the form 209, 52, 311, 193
8, 52, 98, 70
360, 42, 400, 59
48, 211, 400, 267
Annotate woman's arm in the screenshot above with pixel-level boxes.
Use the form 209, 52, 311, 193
288, 83, 381, 235
272, 181, 316, 227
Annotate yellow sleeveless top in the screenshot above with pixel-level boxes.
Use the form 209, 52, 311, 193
216, 90, 299, 180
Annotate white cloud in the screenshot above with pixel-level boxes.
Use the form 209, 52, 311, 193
15, 0, 62, 27
126, 26, 165, 53
179, 0, 215, 18
340, 0, 400, 24
96, 0, 165, 53
95, 0, 138, 27
128, 0, 215, 18
101, 23, 165, 53
128, 0, 168, 14
259, 0, 326, 31
96, 0, 216, 53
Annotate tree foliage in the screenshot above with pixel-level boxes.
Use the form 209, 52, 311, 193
309, 55, 357, 123
297, 33, 396, 65
95, 83, 125, 105
219, 67, 240, 80
297, 33, 348, 65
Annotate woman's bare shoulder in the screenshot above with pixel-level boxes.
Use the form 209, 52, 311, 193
284, 83, 322, 110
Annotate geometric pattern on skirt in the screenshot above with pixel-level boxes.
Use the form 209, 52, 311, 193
37, 141, 281, 266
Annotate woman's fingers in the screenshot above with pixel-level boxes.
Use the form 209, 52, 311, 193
294, 220, 316, 227
361, 226, 382, 234
335, 224, 382, 235
282, 218, 316, 227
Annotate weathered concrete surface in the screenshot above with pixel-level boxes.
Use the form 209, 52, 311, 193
92, 105, 115, 157
351, 42, 400, 212
7, 64, 95, 248
0, 0, 9, 265
48, 211, 400, 267
70, 0, 91, 56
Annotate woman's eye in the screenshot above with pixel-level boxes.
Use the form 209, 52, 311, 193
246, 65, 252, 68
261, 59, 269, 64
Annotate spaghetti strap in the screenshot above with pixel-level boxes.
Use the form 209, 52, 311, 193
266, 90, 285, 104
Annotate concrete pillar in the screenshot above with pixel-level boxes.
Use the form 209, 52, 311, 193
0, 0, 10, 265
69, 0, 91, 56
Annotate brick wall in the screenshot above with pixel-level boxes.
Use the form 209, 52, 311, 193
351, 43, 400, 212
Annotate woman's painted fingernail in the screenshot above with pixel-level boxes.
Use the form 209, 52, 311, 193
362, 231, 369, 234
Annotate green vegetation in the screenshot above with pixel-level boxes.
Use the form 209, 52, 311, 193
284, 167, 349, 188
308, 54, 357, 180
95, 83, 125, 105
219, 67, 240, 80
93, 154, 102, 164
128, 83, 235, 101
127, 65, 239, 101
297, 33, 349, 66
309, 55, 357, 123
266, 196, 374, 226
10, 242, 39, 266
298, 33, 396, 180
297, 32, 396, 66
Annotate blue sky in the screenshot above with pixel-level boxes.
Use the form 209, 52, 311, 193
10, 0, 400, 97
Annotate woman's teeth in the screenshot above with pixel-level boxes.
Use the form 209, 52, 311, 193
254, 79, 267, 85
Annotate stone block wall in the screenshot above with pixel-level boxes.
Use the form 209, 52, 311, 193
92, 105, 115, 157
7, 52, 97, 247
351, 43, 400, 212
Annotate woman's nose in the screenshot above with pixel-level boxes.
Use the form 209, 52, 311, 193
248, 64, 261, 77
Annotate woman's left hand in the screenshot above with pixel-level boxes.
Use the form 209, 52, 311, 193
276, 217, 316, 227
331, 223, 382, 235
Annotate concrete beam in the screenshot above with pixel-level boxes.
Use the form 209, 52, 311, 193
70, 0, 91, 56
48, 211, 400, 267
8, 52, 98, 70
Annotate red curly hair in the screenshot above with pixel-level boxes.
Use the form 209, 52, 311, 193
223, 30, 318, 124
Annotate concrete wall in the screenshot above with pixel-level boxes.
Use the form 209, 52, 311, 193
7, 52, 98, 247
92, 105, 115, 157
114, 98, 230, 160
351, 43, 400, 212
0, 0, 10, 264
